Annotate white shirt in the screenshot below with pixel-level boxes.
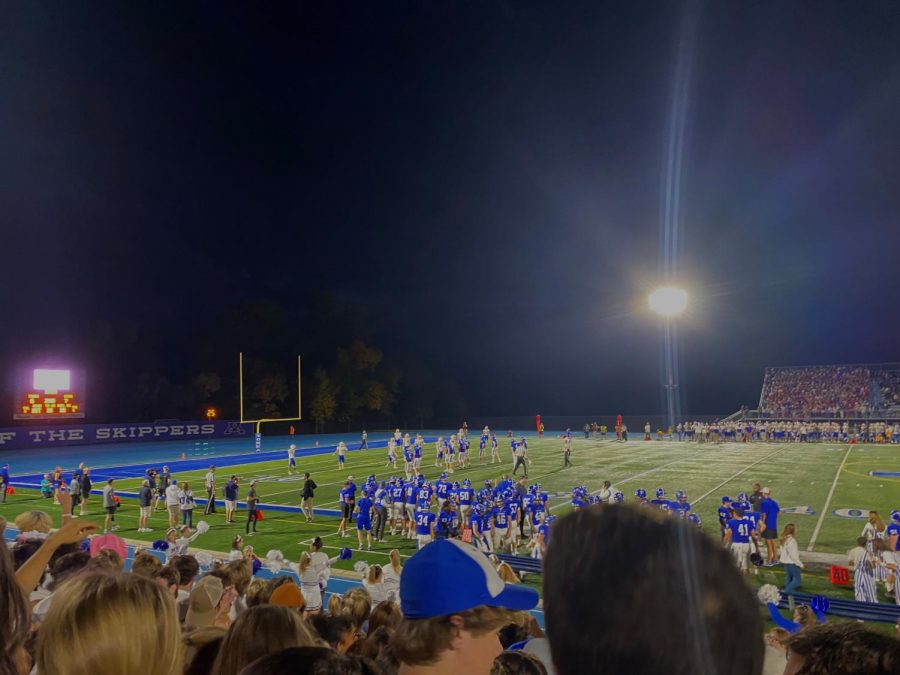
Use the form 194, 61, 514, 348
778, 536, 803, 567
847, 546, 867, 569
383, 564, 402, 602
205, 471, 215, 489
166, 484, 182, 507
363, 579, 389, 606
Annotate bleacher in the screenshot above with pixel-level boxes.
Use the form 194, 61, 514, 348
776, 591, 900, 625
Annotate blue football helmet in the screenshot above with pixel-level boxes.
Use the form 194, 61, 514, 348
676, 490, 687, 502
613, 491, 624, 503
635, 488, 647, 499
688, 513, 702, 526
656, 487, 666, 499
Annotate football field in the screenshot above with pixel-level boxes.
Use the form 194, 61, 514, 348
4, 435, 898, 577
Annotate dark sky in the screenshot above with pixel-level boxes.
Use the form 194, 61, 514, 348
2, 1, 900, 418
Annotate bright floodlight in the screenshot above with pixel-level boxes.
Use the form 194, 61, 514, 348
34, 369, 71, 393
648, 286, 688, 317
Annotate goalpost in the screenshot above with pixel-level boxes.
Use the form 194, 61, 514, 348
238, 352, 302, 452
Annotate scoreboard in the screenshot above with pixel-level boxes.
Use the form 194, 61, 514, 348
14, 368, 85, 420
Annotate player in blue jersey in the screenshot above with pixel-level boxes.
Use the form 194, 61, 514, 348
492, 497, 511, 552
521, 488, 535, 537
434, 436, 444, 467
505, 494, 522, 551
457, 479, 473, 521
434, 473, 450, 506
718, 496, 733, 539
479, 431, 488, 462
535, 513, 553, 559
334, 442, 347, 469
650, 488, 670, 509
735, 491, 752, 513
670, 489, 691, 516
490, 433, 500, 464
723, 508, 753, 574
402, 445, 414, 480
355, 490, 374, 551
885, 510, 900, 551
414, 507, 436, 549
413, 440, 423, 474
634, 488, 648, 506
287, 444, 297, 475
336, 479, 355, 538
477, 503, 494, 552
688, 513, 702, 529
457, 436, 469, 469
435, 501, 455, 539
404, 480, 419, 539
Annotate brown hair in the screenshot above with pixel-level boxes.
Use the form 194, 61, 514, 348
0, 541, 29, 675
225, 559, 253, 595
171, 555, 200, 587
131, 550, 163, 578
368, 600, 402, 633
543, 505, 763, 675
88, 548, 124, 571
367, 564, 383, 585
154, 565, 181, 590
36, 572, 183, 675
327, 593, 343, 616
786, 622, 900, 674
243, 578, 269, 608
210, 605, 323, 675
391, 606, 516, 666
781, 523, 797, 545
491, 651, 548, 675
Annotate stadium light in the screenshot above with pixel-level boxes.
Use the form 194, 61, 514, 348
648, 286, 688, 318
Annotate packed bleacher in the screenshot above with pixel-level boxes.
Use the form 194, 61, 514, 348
3, 475, 900, 675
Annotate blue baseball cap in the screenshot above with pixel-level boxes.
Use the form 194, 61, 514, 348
400, 539, 539, 619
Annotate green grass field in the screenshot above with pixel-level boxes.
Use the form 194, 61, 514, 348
3, 437, 899, 598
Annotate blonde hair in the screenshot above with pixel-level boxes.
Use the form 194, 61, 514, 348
327, 594, 343, 616
341, 587, 372, 631
869, 511, 886, 532
131, 550, 163, 578
36, 572, 183, 675
14, 510, 52, 534
244, 579, 269, 608
389, 549, 402, 574
210, 605, 323, 675
299, 552, 312, 574
367, 564, 383, 585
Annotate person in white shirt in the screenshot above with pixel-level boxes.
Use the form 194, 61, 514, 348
298, 552, 323, 614
179, 482, 195, 528
778, 523, 804, 595
204, 466, 217, 515
382, 549, 403, 603
165, 479, 182, 528
308, 536, 340, 594
363, 564, 389, 606
287, 444, 297, 475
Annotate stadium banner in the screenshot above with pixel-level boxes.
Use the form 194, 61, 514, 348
0, 420, 252, 450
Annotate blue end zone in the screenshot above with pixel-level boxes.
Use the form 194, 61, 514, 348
870, 471, 900, 477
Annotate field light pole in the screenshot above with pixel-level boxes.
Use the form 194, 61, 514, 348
648, 287, 688, 435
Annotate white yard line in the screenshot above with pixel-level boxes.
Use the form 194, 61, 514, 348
690, 446, 787, 506
806, 445, 854, 552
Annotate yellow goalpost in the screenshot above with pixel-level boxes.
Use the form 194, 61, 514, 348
238, 352, 302, 451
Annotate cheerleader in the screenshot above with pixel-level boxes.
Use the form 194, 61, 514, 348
445, 435, 457, 473
402, 445, 414, 480
383, 549, 403, 603
490, 433, 500, 464
362, 564, 389, 605
307, 536, 340, 595
298, 552, 323, 614
848, 536, 878, 603
873, 539, 899, 604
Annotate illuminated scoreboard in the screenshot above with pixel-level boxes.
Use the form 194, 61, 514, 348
14, 368, 85, 420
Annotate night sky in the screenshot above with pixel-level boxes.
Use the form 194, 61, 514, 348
2, 2, 900, 420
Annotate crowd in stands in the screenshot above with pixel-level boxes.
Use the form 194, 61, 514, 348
875, 369, 900, 411
3, 477, 900, 675
760, 366, 872, 418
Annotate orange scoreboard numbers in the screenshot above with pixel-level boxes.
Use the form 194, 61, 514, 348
14, 368, 85, 420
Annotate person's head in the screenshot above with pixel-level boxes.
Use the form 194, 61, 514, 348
14, 510, 52, 534
226, 559, 253, 596
781, 523, 797, 543
36, 571, 183, 675
392, 539, 538, 673
0, 541, 30, 675
167, 527, 179, 543
761, 486, 771, 497
269, 583, 306, 613
358, 625, 394, 662
310, 615, 358, 653
752, 483, 761, 492
183, 626, 226, 675
107, 478, 114, 485
389, 549, 402, 573
171, 555, 201, 588
244, 579, 269, 608
868, 511, 884, 528
186, 574, 226, 628
131, 550, 163, 578
765, 627, 791, 653
182, 481, 190, 491
543, 504, 763, 675
327, 593, 344, 616
304, 472, 310, 479
236, 647, 380, 675
793, 605, 817, 626
310, 536, 323, 552
857, 536, 868, 548
368, 601, 402, 633
231, 535, 243, 550
367, 564, 383, 585
88, 547, 124, 572
210, 605, 321, 675
490, 651, 548, 675
143, 479, 150, 487
342, 587, 373, 632
155, 565, 181, 597
784, 621, 900, 675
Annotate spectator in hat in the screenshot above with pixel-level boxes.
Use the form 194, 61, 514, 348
187, 574, 238, 630
35, 572, 183, 675
269, 582, 306, 613
543, 504, 763, 675
391, 538, 539, 675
